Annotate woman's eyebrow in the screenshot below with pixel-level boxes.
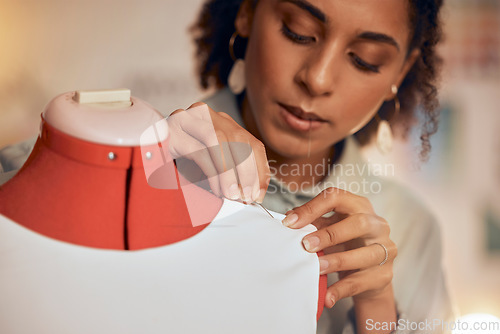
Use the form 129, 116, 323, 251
280, 0, 400, 52
280, 0, 327, 23
358, 31, 400, 52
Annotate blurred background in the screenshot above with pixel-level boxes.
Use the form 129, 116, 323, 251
0, 0, 499, 324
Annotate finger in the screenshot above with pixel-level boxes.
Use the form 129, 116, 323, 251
167, 111, 220, 179
311, 213, 346, 230
186, 101, 207, 110
186, 102, 213, 122
324, 266, 393, 308
228, 139, 259, 203
206, 135, 240, 200
175, 113, 219, 148
169, 107, 239, 199
282, 187, 374, 228
175, 110, 235, 172
302, 213, 390, 252
226, 131, 269, 202
316, 243, 394, 275
168, 109, 184, 118
216, 111, 234, 121
165, 109, 186, 158
178, 138, 222, 197
219, 113, 269, 202
249, 138, 271, 203
174, 103, 263, 201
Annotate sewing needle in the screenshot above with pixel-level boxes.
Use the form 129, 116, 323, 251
307, 120, 312, 158
253, 202, 275, 219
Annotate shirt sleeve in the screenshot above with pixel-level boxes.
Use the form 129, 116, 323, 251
343, 305, 404, 334
0, 137, 36, 185
339, 208, 456, 334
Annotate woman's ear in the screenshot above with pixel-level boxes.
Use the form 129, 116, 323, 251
235, 0, 255, 37
385, 48, 421, 100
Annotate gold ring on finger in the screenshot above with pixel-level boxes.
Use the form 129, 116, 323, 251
373, 242, 388, 266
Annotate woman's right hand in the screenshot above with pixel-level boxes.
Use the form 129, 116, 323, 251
166, 102, 270, 203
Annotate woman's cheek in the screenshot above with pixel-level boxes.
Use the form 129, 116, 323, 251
245, 36, 275, 98
253, 35, 294, 92
345, 96, 386, 135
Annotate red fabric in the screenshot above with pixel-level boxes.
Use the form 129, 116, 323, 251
0, 119, 222, 249
317, 253, 327, 320
0, 118, 326, 320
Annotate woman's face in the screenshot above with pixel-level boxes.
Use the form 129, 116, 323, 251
237, 0, 419, 159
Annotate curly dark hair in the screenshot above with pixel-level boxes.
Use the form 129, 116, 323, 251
190, 0, 444, 161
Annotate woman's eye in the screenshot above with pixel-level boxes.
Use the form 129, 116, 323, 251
350, 53, 380, 73
280, 23, 315, 44
280, 22, 380, 73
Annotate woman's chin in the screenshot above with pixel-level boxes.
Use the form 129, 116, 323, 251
258, 119, 324, 159
264, 133, 312, 159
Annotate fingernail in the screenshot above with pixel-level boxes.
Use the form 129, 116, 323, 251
228, 183, 239, 200
282, 213, 298, 227
302, 236, 320, 252
243, 186, 253, 202
319, 259, 329, 274
255, 188, 266, 204
330, 295, 336, 308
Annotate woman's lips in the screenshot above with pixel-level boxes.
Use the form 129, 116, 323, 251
278, 103, 328, 132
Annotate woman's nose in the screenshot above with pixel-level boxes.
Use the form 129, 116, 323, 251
295, 47, 340, 98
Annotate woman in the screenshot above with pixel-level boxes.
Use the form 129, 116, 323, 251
184, 0, 454, 333
0, 0, 454, 333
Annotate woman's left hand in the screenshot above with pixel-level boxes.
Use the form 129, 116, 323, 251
281, 187, 397, 308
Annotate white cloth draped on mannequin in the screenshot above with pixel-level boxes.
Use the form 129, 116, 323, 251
0, 199, 320, 334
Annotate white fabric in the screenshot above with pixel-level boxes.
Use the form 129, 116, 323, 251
0, 199, 319, 334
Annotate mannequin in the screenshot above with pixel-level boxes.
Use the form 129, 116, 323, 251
0, 89, 222, 249
0, 89, 326, 332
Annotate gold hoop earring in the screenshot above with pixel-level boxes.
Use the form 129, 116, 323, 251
229, 31, 239, 62
375, 84, 400, 154
228, 31, 246, 95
